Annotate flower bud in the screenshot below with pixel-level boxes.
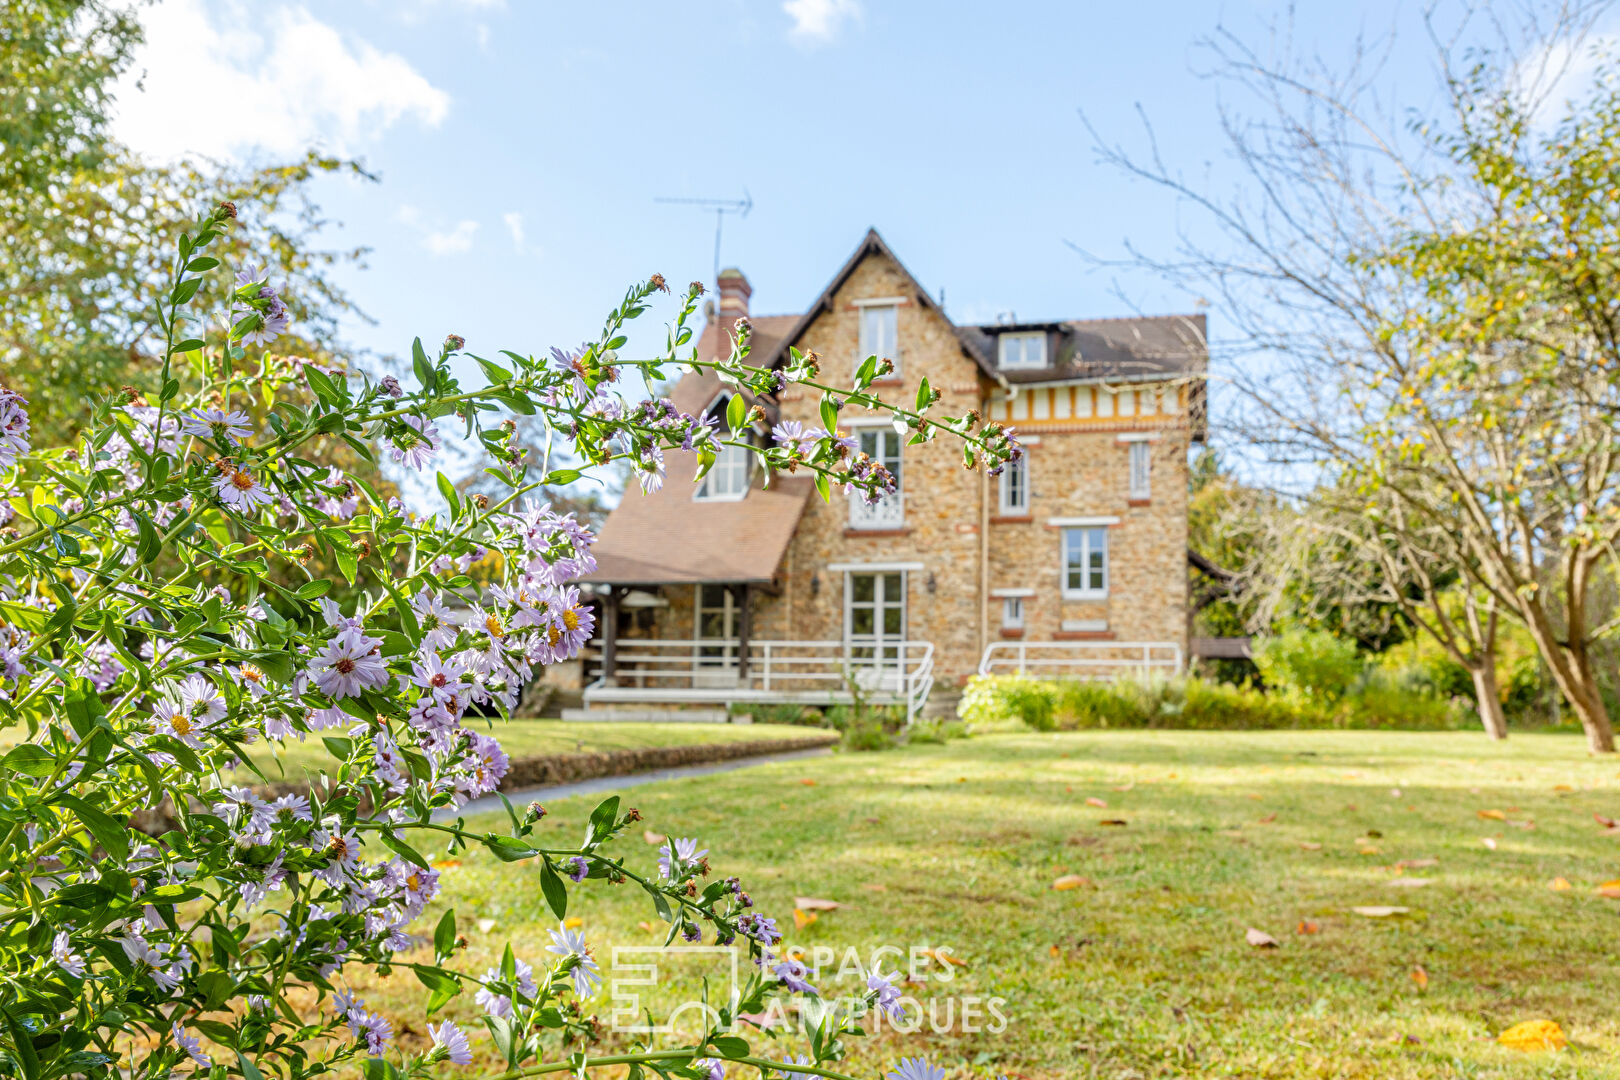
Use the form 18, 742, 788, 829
689, 281, 706, 296
445, 334, 465, 352
218, 201, 238, 219
649, 273, 668, 293
526, 802, 547, 822
380, 375, 402, 398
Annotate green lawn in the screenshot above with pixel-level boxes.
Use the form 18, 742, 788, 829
349, 730, 1620, 1079
235, 720, 819, 782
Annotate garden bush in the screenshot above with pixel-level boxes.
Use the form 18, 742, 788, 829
0, 204, 1022, 1080
958, 673, 1467, 731
1251, 628, 1364, 701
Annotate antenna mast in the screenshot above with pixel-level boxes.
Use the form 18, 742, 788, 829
653, 191, 753, 293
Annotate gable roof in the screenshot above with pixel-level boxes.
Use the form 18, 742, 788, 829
752, 228, 1000, 381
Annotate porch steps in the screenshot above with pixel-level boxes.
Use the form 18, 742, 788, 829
560, 707, 734, 724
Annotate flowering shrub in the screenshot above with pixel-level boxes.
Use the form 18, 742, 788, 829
0, 203, 1018, 1080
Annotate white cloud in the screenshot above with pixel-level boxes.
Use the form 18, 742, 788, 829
502, 212, 526, 252
783, 0, 861, 44
1515, 34, 1620, 128
396, 205, 479, 256
112, 0, 450, 161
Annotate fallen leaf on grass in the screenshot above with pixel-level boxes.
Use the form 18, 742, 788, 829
1352, 906, 1410, 917
1597, 879, 1620, 898
861, 883, 888, 893
477, 918, 496, 933
1482, 837, 1498, 850
1099, 819, 1128, 827
1553, 784, 1573, 792
919, 947, 966, 968
1411, 965, 1429, 990
1595, 813, 1616, 829
1358, 846, 1382, 856
799, 778, 817, 786
643, 830, 665, 845
1478, 809, 1506, 820
1052, 875, 1097, 891
637, 921, 659, 934
1256, 812, 1278, 824
1245, 793, 1263, 801
1113, 782, 1136, 792
1388, 878, 1432, 888
1498, 1019, 1567, 1052
1396, 857, 1438, 870
1085, 797, 1108, 808
1550, 877, 1573, 891
1299, 842, 1323, 851
794, 897, 840, 911
792, 908, 818, 931
1297, 920, 1320, 935
1246, 927, 1279, 948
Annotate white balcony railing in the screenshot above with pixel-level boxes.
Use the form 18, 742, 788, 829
584, 639, 934, 723
978, 640, 1183, 680
847, 490, 904, 530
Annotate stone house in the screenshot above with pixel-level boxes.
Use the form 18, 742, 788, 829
578, 230, 1206, 715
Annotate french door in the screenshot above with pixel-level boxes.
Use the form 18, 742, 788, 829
845, 571, 906, 687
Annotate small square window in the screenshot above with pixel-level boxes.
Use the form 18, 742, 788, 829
1002, 596, 1024, 630
998, 332, 1046, 370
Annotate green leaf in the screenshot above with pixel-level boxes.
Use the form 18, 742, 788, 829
483, 835, 537, 863
321, 736, 354, 762
185, 257, 220, 273
413, 337, 436, 392
539, 859, 568, 919
434, 909, 457, 960
916, 376, 932, 411
304, 366, 341, 406
475, 357, 513, 384
436, 472, 460, 516
295, 580, 332, 600
708, 1036, 750, 1059
171, 277, 204, 305
334, 548, 358, 585
2, 744, 54, 778
5, 1008, 40, 1080
168, 338, 206, 355
586, 795, 620, 845
726, 392, 747, 434
55, 795, 129, 861
133, 511, 161, 564
379, 829, 430, 870
196, 971, 237, 1011
237, 1051, 264, 1080
820, 396, 840, 432
814, 471, 831, 502
0, 600, 47, 634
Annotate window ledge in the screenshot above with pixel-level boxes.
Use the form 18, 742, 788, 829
1054, 630, 1116, 641
1127, 498, 1151, 507
990, 514, 1033, 524
999, 627, 1025, 639
1062, 593, 1109, 603
844, 527, 912, 538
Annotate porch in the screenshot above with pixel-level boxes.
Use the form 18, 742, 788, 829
582, 637, 936, 723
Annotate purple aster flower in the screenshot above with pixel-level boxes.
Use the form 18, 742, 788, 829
566, 856, 588, 882
380, 375, 403, 398
736, 913, 781, 946
546, 923, 603, 998
475, 957, 536, 1018
305, 629, 390, 699
52, 932, 85, 978
657, 837, 707, 879
212, 465, 276, 512
180, 407, 253, 444
886, 1059, 945, 1080
0, 386, 31, 470
867, 970, 906, 1021
389, 414, 440, 471
694, 1059, 725, 1080
771, 420, 819, 455
429, 1020, 472, 1066
172, 1023, 210, 1068
771, 957, 818, 995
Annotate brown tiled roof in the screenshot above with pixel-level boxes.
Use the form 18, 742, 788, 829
956, 314, 1208, 385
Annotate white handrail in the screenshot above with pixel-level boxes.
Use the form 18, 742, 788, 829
977, 640, 1183, 680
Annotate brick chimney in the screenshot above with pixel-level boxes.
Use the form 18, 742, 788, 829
717, 267, 751, 318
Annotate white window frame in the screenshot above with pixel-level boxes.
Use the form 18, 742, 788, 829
858, 303, 899, 377
847, 423, 903, 529
998, 331, 1047, 370
998, 455, 1028, 515
843, 570, 907, 682
695, 392, 752, 501
1062, 527, 1109, 599
1128, 441, 1151, 501
1002, 596, 1024, 630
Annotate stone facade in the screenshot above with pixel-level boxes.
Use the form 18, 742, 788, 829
621, 242, 1196, 698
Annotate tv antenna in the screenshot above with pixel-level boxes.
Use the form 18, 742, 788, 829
654, 191, 753, 293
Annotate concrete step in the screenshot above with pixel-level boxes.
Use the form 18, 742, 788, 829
560, 707, 734, 724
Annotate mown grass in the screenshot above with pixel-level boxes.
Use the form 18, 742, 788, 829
346, 730, 1620, 1079
230, 720, 815, 783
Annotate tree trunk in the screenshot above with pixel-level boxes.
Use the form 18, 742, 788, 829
1514, 599, 1616, 752
1470, 661, 1507, 740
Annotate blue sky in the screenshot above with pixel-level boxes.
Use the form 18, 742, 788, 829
111, 0, 1476, 495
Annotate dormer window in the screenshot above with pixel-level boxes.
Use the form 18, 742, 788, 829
695, 393, 752, 501
999, 332, 1046, 370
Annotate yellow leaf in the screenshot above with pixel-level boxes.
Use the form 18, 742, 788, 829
1597, 879, 1620, 898
1296, 920, 1320, 935
1550, 877, 1573, 892
1052, 875, 1095, 891
1085, 797, 1108, 808
919, 947, 967, 968
432, 859, 461, 870
792, 908, 818, 931
1478, 809, 1506, 820
1411, 965, 1429, 990
1299, 841, 1323, 851
1497, 1019, 1567, 1052
637, 921, 659, 934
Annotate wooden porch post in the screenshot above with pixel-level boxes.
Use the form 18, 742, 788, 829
601, 587, 620, 685
734, 582, 751, 683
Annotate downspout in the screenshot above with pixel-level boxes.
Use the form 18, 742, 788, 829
977, 368, 1008, 681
